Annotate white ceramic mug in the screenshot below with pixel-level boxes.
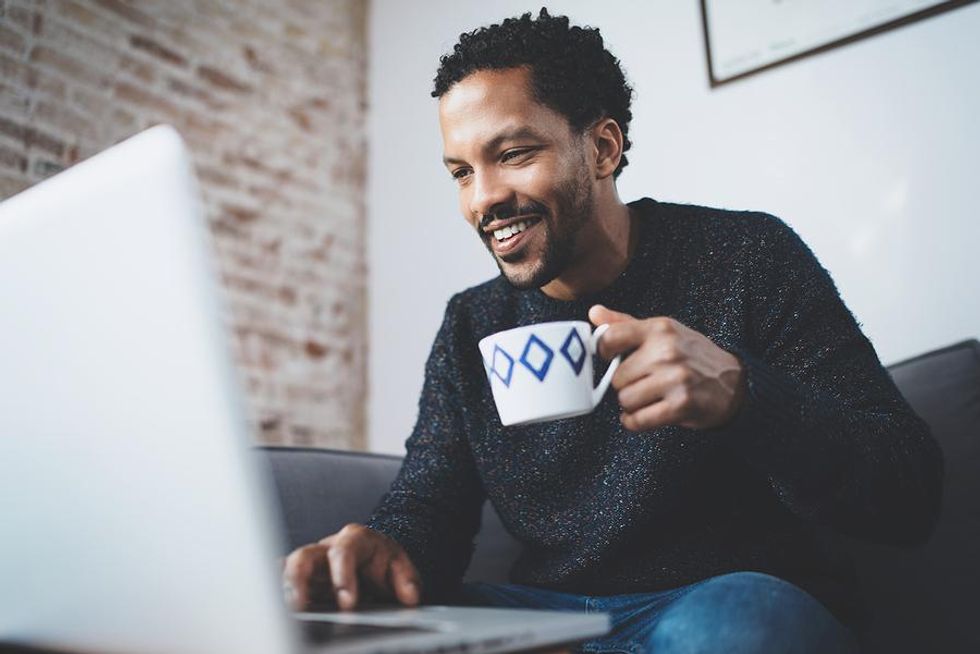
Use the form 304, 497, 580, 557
478, 320, 622, 426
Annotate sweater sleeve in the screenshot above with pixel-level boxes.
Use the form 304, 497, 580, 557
365, 294, 485, 602
723, 214, 944, 546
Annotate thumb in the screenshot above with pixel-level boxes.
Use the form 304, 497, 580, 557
589, 304, 634, 327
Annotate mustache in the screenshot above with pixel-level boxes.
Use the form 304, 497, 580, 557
479, 201, 548, 231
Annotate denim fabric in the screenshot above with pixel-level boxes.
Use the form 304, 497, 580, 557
458, 571, 861, 653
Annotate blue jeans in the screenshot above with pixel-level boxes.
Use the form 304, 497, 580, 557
458, 571, 861, 653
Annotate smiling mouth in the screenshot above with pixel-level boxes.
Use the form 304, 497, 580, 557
487, 216, 541, 256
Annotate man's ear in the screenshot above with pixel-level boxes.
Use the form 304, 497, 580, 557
591, 118, 624, 180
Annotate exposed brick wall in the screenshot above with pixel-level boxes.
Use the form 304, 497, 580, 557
0, 0, 368, 450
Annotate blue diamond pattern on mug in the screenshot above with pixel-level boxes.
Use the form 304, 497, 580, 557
560, 328, 587, 375
520, 333, 554, 381
490, 344, 515, 387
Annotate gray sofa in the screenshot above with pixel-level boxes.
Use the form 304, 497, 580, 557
259, 339, 979, 653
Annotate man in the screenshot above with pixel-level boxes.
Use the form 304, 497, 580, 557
283, 10, 942, 653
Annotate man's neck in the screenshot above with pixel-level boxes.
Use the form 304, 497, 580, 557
539, 199, 637, 301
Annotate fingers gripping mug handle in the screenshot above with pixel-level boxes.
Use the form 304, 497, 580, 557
590, 323, 621, 408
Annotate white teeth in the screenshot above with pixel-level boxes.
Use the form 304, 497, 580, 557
494, 220, 531, 242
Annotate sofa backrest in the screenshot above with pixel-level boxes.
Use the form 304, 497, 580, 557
259, 445, 519, 583
840, 338, 980, 653
261, 446, 402, 552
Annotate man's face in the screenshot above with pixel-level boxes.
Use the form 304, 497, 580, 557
439, 67, 596, 289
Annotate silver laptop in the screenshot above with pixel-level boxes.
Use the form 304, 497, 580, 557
0, 126, 609, 654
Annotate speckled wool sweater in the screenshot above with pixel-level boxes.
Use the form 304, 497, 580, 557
366, 197, 943, 630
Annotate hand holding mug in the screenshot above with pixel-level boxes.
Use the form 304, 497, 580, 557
588, 305, 746, 431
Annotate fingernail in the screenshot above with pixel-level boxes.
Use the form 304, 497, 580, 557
337, 589, 353, 610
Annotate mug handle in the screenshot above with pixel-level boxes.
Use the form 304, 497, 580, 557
590, 323, 622, 408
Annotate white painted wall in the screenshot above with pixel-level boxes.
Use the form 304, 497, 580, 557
367, 0, 980, 454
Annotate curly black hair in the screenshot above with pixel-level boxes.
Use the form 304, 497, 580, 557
432, 8, 634, 179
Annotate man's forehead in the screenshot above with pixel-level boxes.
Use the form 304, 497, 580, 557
441, 67, 535, 106
438, 69, 570, 158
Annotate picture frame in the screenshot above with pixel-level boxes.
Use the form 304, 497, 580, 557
700, 0, 977, 87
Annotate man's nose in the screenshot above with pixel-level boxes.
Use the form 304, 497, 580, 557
468, 170, 513, 222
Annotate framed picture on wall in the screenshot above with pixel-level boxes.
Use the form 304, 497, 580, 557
701, 0, 977, 87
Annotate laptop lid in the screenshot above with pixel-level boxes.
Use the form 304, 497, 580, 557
0, 126, 299, 654
0, 125, 611, 654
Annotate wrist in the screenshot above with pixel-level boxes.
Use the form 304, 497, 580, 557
722, 352, 748, 426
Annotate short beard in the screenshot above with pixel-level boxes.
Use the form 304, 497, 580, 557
489, 169, 594, 290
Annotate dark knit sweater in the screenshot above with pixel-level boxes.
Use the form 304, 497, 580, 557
366, 197, 943, 630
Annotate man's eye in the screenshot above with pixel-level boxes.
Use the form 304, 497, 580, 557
502, 148, 533, 163
452, 168, 471, 181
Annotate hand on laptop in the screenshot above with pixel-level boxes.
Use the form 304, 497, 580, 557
282, 523, 422, 612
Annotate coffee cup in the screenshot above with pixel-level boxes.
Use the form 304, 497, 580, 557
478, 320, 622, 426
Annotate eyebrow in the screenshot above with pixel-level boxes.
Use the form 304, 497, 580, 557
442, 126, 547, 166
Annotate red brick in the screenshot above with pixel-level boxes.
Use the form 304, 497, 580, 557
288, 106, 313, 132
304, 340, 330, 359
197, 65, 252, 94
197, 164, 239, 190
0, 22, 26, 54
209, 216, 248, 240
308, 96, 331, 110
165, 76, 222, 109
93, 0, 154, 28
222, 203, 260, 223
4, 5, 42, 34
0, 116, 66, 157
232, 324, 297, 352
0, 172, 31, 199
26, 67, 68, 102
0, 51, 29, 85
33, 100, 98, 140
245, 183, 292, 206
118, 54, 156, 84
0, 80, 29, 113
259, 414, 281, 433
65, 143, 80, 164
29, 45, 104, 86
261, 236, 282, 255
129, 34, 187, 68
50, 0, 105, 29
109, 108, 138, 132
38, 13, 120, 63
70, 87, 111, 115
181, 113, 232, 141
232, 153, 291, 183
0, 142, 28, 173
113, 81, 178, 118
278, 286, 297, 305
242, 44, 275, 74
